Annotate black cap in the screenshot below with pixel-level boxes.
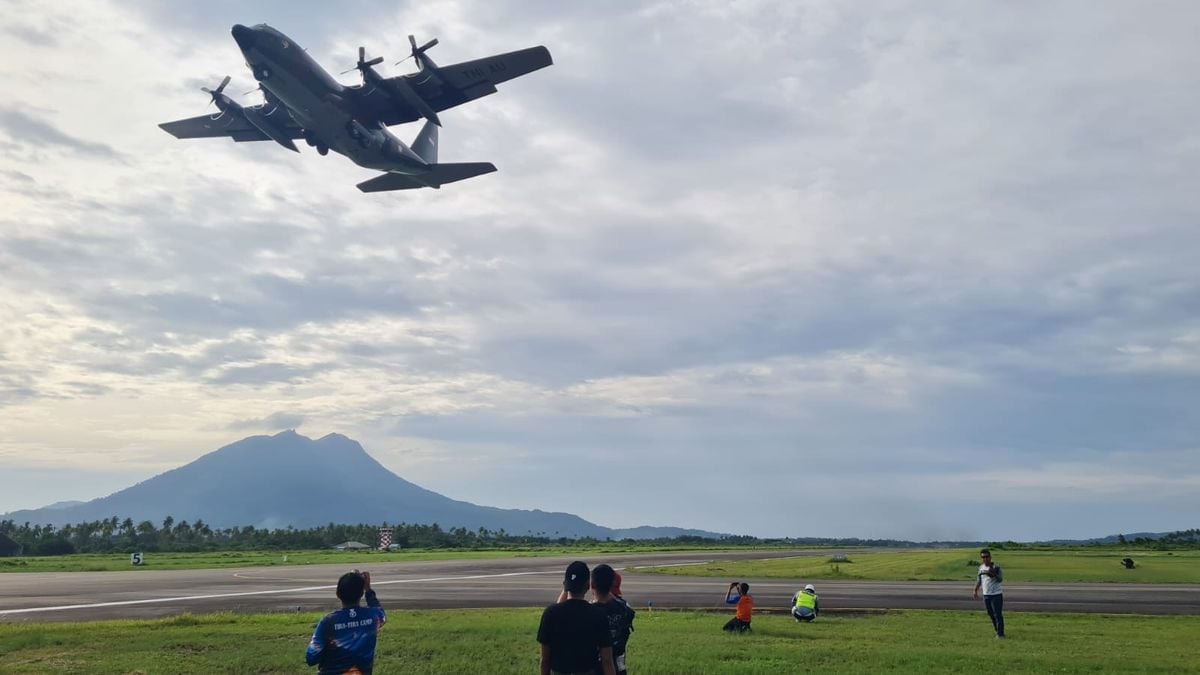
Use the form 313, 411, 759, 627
563, 561, 589, 594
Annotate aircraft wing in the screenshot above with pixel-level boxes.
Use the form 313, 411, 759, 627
158, 111, 303, 142
437, 45, 553, 96
374, 46, 552, 123
357, 162, 497, 192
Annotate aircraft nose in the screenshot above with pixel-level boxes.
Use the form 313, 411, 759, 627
231, 24, 257, 51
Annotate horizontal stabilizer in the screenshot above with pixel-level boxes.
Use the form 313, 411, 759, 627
356, 162, 497, 192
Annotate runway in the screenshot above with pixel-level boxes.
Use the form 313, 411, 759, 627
1, 550, 1197, 622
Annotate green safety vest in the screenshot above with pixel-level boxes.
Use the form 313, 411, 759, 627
795, 592, 817, 610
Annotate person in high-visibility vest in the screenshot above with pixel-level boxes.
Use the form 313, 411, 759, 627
792, 584, 819, 622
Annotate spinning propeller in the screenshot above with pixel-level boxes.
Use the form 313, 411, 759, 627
396, 35, 438, 68
342, 46, 385, 82
344, 41, 442, 126
201, 75, 232, 106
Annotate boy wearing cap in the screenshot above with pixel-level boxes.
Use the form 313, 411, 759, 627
538, 561, 615, 675
792, 584, 819, 622
305, 570, 386, 674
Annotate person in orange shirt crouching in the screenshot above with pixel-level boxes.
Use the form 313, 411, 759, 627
722, 581, 753, 633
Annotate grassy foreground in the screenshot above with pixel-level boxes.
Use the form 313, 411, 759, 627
0, 609, 1195, 674
639, 549, 1200, 584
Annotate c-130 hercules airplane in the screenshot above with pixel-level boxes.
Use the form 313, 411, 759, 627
159, 24, 552, 191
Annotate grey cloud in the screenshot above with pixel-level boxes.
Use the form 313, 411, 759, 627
0, 107, 123, 159
0, 169, 34, 183
3, 23, 58, 46
84, 272, 420, 337
227, 411, 307, 432
205, 362, 322, 385
3, 2, 1199, 538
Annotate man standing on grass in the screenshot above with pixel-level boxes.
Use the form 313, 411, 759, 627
538, 561, 616, 675
591, 564, 636, 675
722, 581, 753, 632
972, 548, 1005, 638
305, 569, 386, 674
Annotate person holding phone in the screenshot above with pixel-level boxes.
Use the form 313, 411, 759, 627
972, 549, 1005, 638
306, 569, 387, 673
538, 561, 615, 675
722, 581, 753, 632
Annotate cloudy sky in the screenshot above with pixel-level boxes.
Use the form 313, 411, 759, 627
1, 0, 1196, 540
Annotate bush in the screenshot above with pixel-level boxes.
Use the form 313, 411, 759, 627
33, 539, 77, 556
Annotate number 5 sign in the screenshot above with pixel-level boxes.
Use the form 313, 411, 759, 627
131, 552, 144, 566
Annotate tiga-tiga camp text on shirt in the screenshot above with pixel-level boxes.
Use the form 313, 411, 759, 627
306, 588, 387, 675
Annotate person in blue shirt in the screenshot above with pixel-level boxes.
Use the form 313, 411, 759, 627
306, 570, 387, 674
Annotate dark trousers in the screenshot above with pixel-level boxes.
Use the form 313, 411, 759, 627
722, 617, 751, 632
983, 593, 1005, 636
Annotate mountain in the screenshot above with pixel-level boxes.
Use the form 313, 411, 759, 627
2, 431, 724, 539
1038, 532, 1173, 545
43, 500, 85, 510
607, 525, 725, 539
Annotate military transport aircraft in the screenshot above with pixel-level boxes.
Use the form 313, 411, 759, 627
159, 24, 552, 191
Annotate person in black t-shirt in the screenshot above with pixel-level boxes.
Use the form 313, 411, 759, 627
590, 564, 635, 675
538, 561, 615, 675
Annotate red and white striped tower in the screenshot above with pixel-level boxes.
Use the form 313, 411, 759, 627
378, 526, 394, 550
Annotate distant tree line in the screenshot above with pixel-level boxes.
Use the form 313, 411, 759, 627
2, 517, 1195, 556
988, 528, 1200, 551
1, 518, 760, 555
0, 518, 988, 557
0, 518, 585, 555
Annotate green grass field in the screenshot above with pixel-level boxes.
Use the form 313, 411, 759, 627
0, 549, 543, 573
0, 609, 1195, 674
0, 545, 727, 574
638, 549, 1200, 584
5, 547, 1198, 584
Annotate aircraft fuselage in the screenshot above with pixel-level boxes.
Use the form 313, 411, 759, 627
231, 24, 428, 174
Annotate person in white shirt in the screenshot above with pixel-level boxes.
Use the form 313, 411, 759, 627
972, 548, 1005, 638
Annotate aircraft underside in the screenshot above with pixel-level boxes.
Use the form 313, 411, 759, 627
158, 23, 551, 192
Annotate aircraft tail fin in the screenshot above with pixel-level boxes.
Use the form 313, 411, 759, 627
411, 121, 438, 164
357, 162, 497, 192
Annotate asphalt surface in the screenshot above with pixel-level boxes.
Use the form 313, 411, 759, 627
1, 550, 1197, 623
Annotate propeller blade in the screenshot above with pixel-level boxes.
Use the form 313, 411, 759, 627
400, 35, 437, 67
358, 46, 366, 64
365, 56, 384, 67
408, 35, 438, 55
202, 75, 232, 106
